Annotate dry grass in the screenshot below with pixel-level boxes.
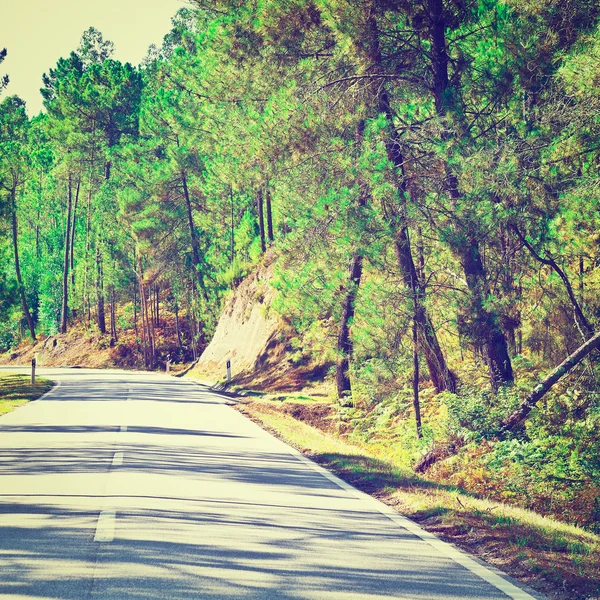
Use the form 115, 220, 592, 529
238, 399, 600, 600
0, 373, 54, 416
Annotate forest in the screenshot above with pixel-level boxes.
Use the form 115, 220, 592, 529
1, 0, 600, 536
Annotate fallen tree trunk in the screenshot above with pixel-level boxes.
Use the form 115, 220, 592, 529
414, 435, 466, 473
501, 330, 600, 433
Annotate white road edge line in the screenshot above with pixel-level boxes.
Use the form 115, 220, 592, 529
282, 443, 538, 600
34, 379, 63, 402
112, 452, 124, 467
94, 510, 116, 543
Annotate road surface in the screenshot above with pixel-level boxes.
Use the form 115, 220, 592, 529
0, 368, 541, 599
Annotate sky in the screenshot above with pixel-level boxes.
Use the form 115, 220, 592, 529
0, 0, 187, 115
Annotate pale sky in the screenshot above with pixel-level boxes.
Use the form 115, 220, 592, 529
1, 0, 187, 115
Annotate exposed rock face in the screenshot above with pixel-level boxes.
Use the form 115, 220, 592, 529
190, 258, 331, 391
191, 260, 282, 383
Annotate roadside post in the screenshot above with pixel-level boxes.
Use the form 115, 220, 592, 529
226, 359, 231, 382
31, 358, 36, 385
166, 360, 171, 374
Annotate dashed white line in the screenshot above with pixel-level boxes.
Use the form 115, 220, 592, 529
120, 424, 127, 433
112, 452, 123, 467
94, 510, 116, 543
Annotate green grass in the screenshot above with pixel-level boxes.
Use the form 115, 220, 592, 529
0, 373, 54, 416
239, 399, 600, 600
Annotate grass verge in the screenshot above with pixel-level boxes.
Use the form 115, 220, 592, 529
0, 373, 54, 416
237, 399, 600, 600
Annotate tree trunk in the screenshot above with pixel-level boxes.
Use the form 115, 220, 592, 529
393, 222, 458, 393
84, 184, 93, 326
10, 187, 36, 342
257, 189, 266, 253
181, 170, 209, 302
60, 175, 73, 334
426, 0, 513, 389
174, 301, 184, 352
96, 246, 106, 334
70, 178, 80, 290
155, 285, 160, 328
336, 253, 363, 404
514, 226, 593, 339
413, 288, 423, 439
579, 255, 584, 300
266, 187, 274, 243
109, 284, 117, 343
84, 126, 96, 326
133, 281, 139, 353
460, 239, 513, 389
501, 330, 600, 433
363, 13, 456, 393
137, 259, 154, 369
230, 188, 235, 264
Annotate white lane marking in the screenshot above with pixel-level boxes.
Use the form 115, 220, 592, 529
120, 424, 127, 433
112, 452, 123, 467
280, 443, 538, 600
94, 510, 116, 542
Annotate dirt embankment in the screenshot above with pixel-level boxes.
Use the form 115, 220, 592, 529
0, 325, 118, 369
188, 257, 330, 391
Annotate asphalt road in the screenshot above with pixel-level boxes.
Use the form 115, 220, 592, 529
0, 368, 541, 600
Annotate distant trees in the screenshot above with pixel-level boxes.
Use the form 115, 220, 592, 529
39, 29, 142, 337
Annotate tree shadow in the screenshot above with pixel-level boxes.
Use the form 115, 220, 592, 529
0, 500, 510, 599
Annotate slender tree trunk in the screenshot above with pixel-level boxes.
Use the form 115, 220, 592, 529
84, 126, 96, 327
155, 285, 160, 328
148, 290, 155, 368
266, 187, 274, 243
96, 246, 106, 334
60, 175, 73, 334
257, 189, 266, 253
137, 259, 154, 369
70, 179, 80, 289
84, 185, 93, 326
181, 170, 209, 302
514, 226, 593, 339
133, 281, 139, 353
413, 295, 423, 439
174, 301, 184, 352
36, 171, 43, 259
190, 313, 197, 361
336, 253, 363, 404
501, 331, 600, 433
230, 188, 235, 264
10, 187, 35, 342
109, 284, 117, 343
500, 226, 517, 355
140, 281, 148, 368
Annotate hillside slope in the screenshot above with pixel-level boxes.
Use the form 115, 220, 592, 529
0, 325, 116, 369
188, 258, 331, 391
